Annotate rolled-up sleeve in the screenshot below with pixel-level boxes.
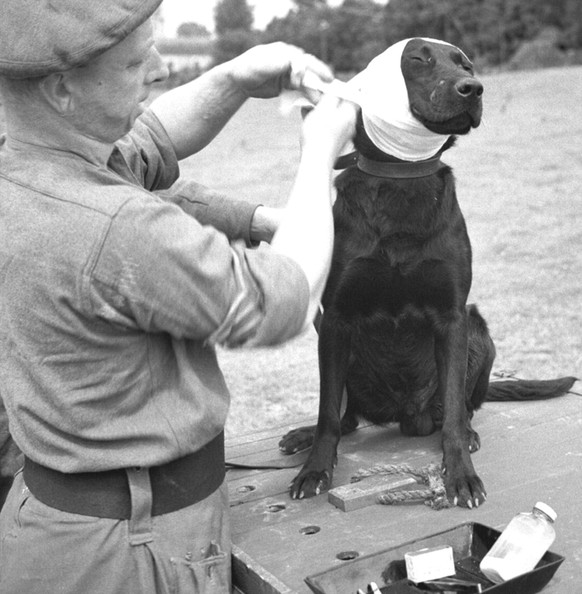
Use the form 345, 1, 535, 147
242, 246, 309, 346
157, 178, 260, 245
87, 194, 309, 348
110, 109, 180, 193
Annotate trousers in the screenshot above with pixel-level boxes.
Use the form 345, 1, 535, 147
0, 470, 231, 594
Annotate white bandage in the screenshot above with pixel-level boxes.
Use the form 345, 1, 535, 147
347, 38, 456, 161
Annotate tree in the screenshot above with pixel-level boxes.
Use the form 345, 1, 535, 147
213, 29, 261, 65
382, 0, 468, 48
212, 0, 257, 65
262, 5, 330, 61
214, 0, 254, 35
327, 0, 387, 71
292, 0, 328, 9
261, 0, 581, 71
562, 0, 582, 47
382, 0, 544, 65
176, 22, 211, 38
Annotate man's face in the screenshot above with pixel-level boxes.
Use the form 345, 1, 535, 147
66, 19, 168, 143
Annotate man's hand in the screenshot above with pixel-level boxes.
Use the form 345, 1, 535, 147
250, 206, 283, 244
151, 41, 339, 160
300, 94, 358, 164
226, 42, 334, 99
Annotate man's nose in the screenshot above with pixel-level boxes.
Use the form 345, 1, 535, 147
148, 47, 169, 85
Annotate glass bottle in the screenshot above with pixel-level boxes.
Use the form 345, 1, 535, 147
480, 502, 557, 583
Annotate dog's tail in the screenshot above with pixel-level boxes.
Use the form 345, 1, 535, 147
486, 376, 578, 402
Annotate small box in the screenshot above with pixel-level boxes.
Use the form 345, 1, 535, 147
405, 545, 455, 583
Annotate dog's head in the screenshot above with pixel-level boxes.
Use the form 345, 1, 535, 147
402, 38, 483, 135
349, 38, 483, 161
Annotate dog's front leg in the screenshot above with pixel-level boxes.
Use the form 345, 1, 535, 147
289, 310, 350, 499
436, 309, 486, 508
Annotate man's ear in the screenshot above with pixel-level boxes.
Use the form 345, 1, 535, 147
38, 73, 75, 115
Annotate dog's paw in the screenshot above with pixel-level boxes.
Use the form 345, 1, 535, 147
443, 468, 487, 509
279, 426, 316, 454
289, 468, 332, 499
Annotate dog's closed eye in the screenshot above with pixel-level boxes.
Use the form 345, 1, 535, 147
410, 54, 432, 64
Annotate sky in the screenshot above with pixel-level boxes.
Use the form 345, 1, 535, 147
160, 0, 353, 36
160, 0, 294, 35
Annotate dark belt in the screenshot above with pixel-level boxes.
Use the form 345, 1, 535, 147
23, 431, 225, 519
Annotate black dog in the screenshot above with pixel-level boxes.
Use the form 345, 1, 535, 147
279, 38, 576, 507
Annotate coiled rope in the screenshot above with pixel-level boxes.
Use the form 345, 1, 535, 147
351, 462, 452, 510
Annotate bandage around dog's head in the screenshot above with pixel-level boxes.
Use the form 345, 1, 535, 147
348, 38, 456, 162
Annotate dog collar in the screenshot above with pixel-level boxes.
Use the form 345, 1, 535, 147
356, 154, 443, 178
333, 151, 442, 178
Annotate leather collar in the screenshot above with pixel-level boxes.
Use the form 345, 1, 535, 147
334, 151, 443, 179
357, 153, 442, 178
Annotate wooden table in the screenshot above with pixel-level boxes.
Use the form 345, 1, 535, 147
226, 387, 582, 593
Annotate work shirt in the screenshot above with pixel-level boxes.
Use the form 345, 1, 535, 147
0, 109, 309, 473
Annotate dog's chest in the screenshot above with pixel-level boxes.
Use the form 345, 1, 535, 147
334, 169, 443, 239
328, 173, 466, 321
330, 251, 458, 321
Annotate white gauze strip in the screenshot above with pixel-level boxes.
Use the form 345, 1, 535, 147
347, 38, 455, 162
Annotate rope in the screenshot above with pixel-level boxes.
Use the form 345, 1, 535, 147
351, 462, 452, 511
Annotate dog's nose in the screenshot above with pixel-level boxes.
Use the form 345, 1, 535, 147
455, 78, 483, 99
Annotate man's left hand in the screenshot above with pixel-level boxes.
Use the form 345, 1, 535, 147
226, 42, 334, 99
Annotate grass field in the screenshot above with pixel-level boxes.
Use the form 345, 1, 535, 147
177, 65, 582, 437
2, 66, 580, 438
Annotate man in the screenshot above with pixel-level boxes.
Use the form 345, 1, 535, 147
0, 1, 357, 592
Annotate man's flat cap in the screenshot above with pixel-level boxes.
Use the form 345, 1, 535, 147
0, 0, 163, 79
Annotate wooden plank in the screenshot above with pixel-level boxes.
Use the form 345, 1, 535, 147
228, 426, 443, 501
228, 467, 301, 507
228, 394, 582, 593
227, 426, 445, 534
231, 483, 577, 593
226, 417, 318, 456
328, 474, 418, 512
232, 545, 295, 594
227, 449, 310, 470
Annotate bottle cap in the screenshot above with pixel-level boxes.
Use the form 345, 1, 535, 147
534, 501, 557, 521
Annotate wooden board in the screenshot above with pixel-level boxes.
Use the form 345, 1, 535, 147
327, 474, 418, 512
232, 545, 296, 594
227, 387, 582, 593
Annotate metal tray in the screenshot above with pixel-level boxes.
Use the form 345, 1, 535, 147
305, 522, 564, 594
